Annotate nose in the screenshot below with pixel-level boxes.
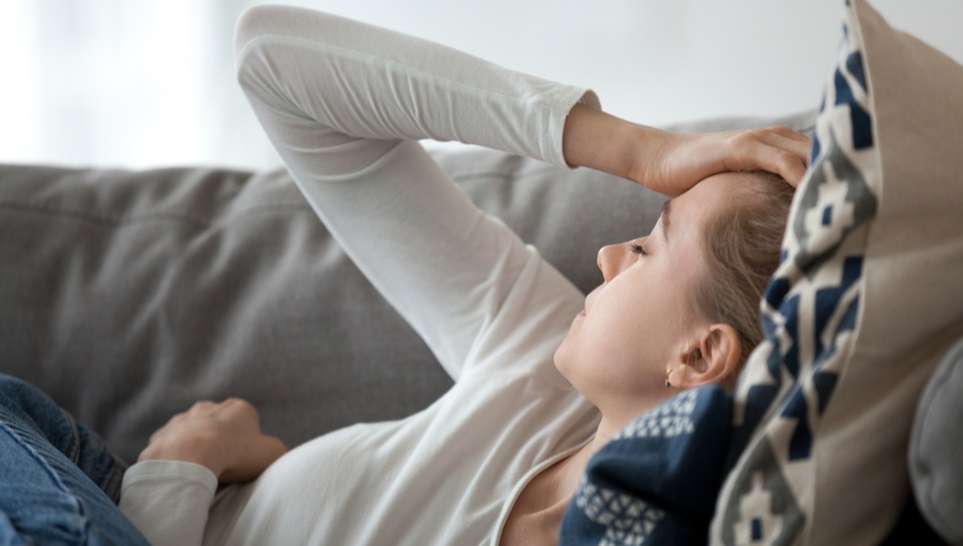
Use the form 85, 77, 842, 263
597, 240, 640, 283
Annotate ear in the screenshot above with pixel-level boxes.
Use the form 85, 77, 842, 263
676, 324, 742, 388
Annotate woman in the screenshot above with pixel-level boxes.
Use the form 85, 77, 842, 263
0, 5, 809, 546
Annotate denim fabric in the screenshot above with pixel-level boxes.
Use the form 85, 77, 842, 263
0, 374, 149, 545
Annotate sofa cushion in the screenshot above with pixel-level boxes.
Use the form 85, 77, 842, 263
0, 165, 446, 463
910, 338, 963, 545
710, 1, 963, 544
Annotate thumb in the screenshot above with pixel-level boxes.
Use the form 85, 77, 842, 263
220, 435, 288, 483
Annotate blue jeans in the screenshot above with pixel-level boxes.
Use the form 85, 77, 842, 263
0, 373, 149, 545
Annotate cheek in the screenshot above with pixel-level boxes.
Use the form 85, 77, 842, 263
591, 281, 674, 347
555, 302, 664, 389
555, 265, 693, 396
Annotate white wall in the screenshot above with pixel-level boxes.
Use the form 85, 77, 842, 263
1, 0, 960, 170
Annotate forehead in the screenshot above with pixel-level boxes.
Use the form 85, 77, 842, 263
663, 173, 747, 241
672, 173, 747, 214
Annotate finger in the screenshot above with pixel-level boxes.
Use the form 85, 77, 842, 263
765, 125, 811, 143
248, 435, 287, 475
765, 131, 812, 165
219, 435, 287, 483
261, 435, 288, 461
774, 153, 809, 187
765, 136, 812, 186
723, 141, 808, 186
734, 130, 812, 184
750, 146, 808, 186
747, 128, 811, 165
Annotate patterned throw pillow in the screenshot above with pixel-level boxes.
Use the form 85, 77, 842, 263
712, 0, 963, 544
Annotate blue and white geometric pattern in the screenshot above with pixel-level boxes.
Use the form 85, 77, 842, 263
716, 1, 880, 543
734, 12, 877, 458
614, 390, 697, 441
574, 479, 665, 546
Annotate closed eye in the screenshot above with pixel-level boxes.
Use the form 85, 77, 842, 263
630, 243, 648, 256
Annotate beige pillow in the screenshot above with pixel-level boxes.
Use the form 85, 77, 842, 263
711, 0, 963, 544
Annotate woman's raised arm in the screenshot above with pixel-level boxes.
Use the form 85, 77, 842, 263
234, 6, 591, 381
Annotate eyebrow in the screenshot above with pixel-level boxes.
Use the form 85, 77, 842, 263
660, 199, 673, 243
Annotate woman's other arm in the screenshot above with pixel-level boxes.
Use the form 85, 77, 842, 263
135, 398, 286, 483
118, 399, 286, 546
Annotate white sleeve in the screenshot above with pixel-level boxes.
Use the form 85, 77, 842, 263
118, 461, 217, 546
234, 6, 596, 380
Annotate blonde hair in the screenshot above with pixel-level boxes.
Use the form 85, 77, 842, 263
692, 171, 794, 368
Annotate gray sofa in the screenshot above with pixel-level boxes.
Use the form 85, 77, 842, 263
0, 110, 958, 543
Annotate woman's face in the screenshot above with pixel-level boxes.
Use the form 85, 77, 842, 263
554, 174, 738, 417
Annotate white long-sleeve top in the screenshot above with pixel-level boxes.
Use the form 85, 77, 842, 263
119, 6, 602, 545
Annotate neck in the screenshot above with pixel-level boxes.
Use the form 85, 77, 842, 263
554, 398, 664, 499
597, 389, 678, 438
524, 394, 661, 511
505, 402, 664, 545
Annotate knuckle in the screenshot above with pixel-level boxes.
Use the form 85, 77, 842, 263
777, 149, 797, 166
191, 401, 214, 411
225, 397, 258, 415
224, 396, 249, 407
730, 130, 757, 148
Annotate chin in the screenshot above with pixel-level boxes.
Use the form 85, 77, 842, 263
553, 344, 577, 383
552, 345, 567, 375
553, 344, 591, 399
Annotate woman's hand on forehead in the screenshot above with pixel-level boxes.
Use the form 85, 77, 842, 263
562, 104, 811, 197
635, 125, 811, 196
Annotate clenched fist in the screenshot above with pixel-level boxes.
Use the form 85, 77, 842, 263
139, 398, 287, 483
